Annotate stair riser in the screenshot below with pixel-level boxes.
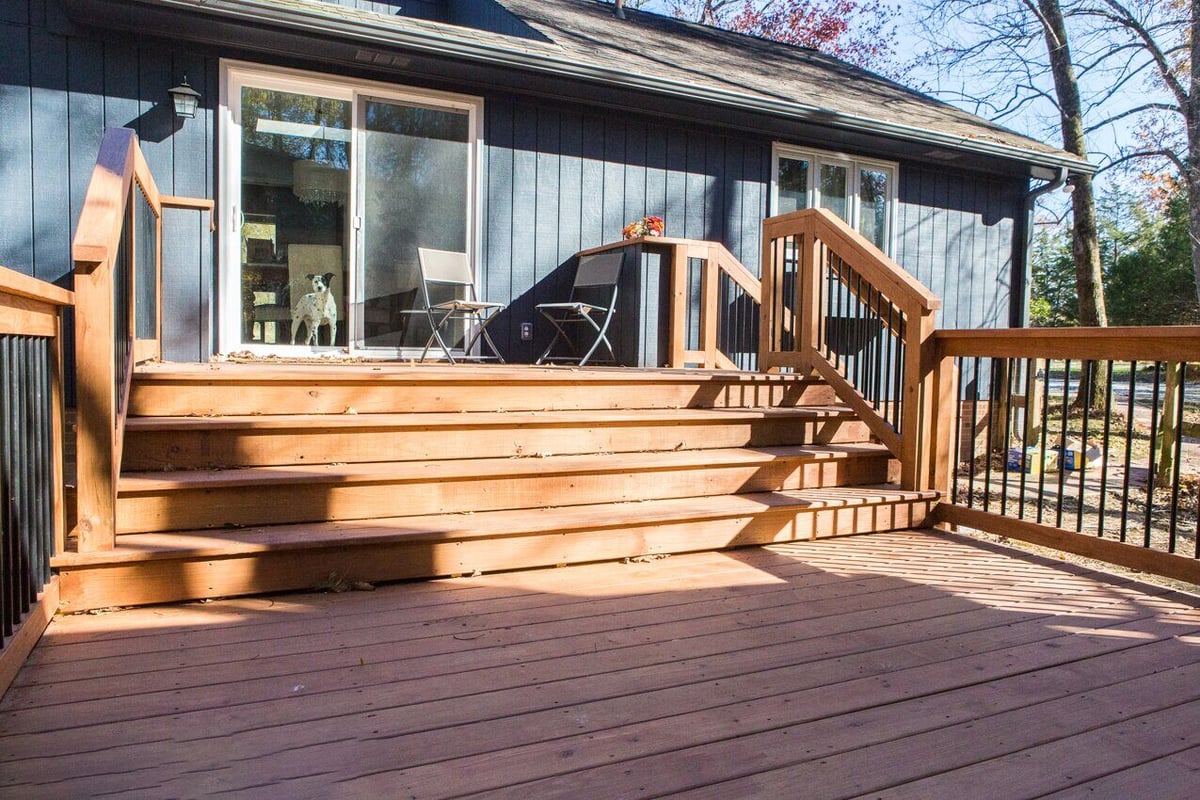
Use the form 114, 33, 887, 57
122, 418, 871, 470
127, 379, 837, 416
59, 498, 934, 611
116, 456, 890, 534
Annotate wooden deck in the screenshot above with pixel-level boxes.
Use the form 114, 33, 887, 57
4, 529, 1200, 799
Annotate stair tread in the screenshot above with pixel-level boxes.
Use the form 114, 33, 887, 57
117, 443, 891, 492
124, 405, 857, 431
133, 361, 823, 385
56, 486, 937, 565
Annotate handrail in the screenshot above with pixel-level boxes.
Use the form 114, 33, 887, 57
0, 266, 70, 693
581, 236, 763, 370
763, 208, 941, 316
760, 208, 942, 490
930, 326, 1200, 586
71, 128, 210, 552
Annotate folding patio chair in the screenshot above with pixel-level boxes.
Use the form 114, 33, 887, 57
417, 248, 506, 363
535, 251, 624, 366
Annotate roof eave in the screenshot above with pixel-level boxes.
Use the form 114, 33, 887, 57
139, 0, 1096, 175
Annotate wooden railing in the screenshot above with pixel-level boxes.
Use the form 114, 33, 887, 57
582, 236, 762, 370
0, 266, 71, 694
71, 128, 212, 552
930, 327, 1200, 586
760, 208, 944, 489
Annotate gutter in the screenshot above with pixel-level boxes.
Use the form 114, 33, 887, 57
1011, 166, 1071, 327
118, 0, 1094, 175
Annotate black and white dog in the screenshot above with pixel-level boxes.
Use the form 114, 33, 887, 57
290, 272, 337, 346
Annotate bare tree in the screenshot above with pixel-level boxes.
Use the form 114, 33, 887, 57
1037, 0, 1109, 330
1069, 1, 1200, 304
918, 0, 1108, 331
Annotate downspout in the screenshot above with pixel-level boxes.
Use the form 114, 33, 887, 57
1011, 166, 1069, 327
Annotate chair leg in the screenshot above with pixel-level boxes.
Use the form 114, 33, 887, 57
421, 309, 458, 364
578, 310, 617, 367
535, 313, 577, 365
460, 311, 506, 363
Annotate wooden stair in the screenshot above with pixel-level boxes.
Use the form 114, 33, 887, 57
54, 363, 936, 611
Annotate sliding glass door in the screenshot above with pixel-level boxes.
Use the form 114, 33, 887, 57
358, 98, 471, 349
220, 63, 480, 356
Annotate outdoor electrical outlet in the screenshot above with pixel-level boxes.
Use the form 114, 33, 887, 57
520, 322, 533, 341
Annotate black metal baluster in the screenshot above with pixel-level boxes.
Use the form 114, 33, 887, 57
1077, 360, 1093, 533
953, 355, 966, 506
999, 359, 1014, 516
14, 340, 30, 609
967, 356, 981, 509
1144, 362, 1162, 548
1017, 357, 1032, 519
984, 357, 1000, 514
1097, 361, 1114, 538
1036, 359, 1052, 525
2, 337, 14, 639
1169, 363, 1186, 553
1055, 359, 1071, 528
896, 319, 906, 435
1119, 362, 1137, 542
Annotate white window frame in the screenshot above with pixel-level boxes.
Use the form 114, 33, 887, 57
770, 143, 898, 255
218, 60, 484, 357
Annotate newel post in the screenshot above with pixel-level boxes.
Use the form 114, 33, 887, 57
71, 129, 138, 552
73, 252, 119, 552
796, 220, 822, 368
899, 309, 940, 490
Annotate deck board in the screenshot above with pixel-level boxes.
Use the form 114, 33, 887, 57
3, 530, 1199, 798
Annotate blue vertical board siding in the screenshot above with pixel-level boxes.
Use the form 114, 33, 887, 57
30, 30, 70, 284
601, 119, 625, 242
740, 144, 767, 275
102, 46, 139, 134
0, 0, 28, 25
705, 134, 724, 242
162, 52, 215, 363
67, 38, 104, 254
534, 106, 560, 305
483, 100, 514, 353
137, 48, 175, 181
555, 108, 583, 297
664, 128, 688, 240
895, 165, 1022, 330
684, 132, 706, 239
508, 99, 538, 352
0, 22, 34, 275
578, 111, 605, 249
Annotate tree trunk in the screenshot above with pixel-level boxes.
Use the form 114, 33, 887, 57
1188, 0, 1200, 306
1037, 0, 1107, 409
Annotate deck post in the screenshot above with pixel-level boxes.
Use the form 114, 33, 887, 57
668, 243, 688, 367
699, 245, 720, 368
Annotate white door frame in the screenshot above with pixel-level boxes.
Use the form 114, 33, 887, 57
218, 60, 483, 357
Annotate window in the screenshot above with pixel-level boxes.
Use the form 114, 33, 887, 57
772, 145, 897, 254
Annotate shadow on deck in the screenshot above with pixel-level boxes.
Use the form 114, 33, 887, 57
3, 529, 1200, 798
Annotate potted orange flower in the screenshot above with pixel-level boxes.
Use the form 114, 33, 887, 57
622, 215, 665, 239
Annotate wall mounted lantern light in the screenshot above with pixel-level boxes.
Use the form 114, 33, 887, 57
168, 75, 202, 119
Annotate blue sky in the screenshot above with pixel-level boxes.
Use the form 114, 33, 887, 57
636, 0, 1163, 202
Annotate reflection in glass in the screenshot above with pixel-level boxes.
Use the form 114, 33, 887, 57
819, 163, 849, 221
858, 168, 889, 250
239, 87, 349, 347
360, 99, 471, 349
777, 157, 809, 214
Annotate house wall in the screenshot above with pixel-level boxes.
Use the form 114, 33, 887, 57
0, 0, 1027, 370
895, 164, 1024, 330
480, 93, 770, 362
